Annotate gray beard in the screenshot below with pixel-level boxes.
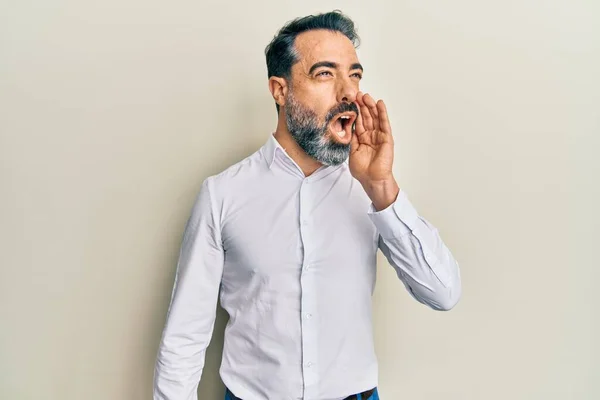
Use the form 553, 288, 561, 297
284, 92, 351, 167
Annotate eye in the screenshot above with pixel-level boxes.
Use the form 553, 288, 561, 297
316, 70, 333, 77
351, 72, 363, 79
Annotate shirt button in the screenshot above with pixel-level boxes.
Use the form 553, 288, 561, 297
305, 313, 312, 319
306, 362, 313, 368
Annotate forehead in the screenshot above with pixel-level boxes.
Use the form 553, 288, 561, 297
293, 29, 359, 71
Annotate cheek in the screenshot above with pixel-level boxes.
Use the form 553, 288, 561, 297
292, 80, 338, 121
310, 89, 338, 121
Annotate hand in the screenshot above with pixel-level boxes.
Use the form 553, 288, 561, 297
350, 92, 399, 211
350, 92, 395, 183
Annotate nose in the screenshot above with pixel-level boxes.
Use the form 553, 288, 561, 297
337, 76, 358, 104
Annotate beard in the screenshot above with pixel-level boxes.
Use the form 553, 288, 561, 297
285, 90, 358, 166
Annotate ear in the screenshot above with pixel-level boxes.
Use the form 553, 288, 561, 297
268, 76, 288, 108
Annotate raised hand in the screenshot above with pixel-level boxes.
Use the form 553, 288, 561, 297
349, 92, 400, 210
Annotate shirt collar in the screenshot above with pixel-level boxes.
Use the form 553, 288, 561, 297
263, 133, 283, 169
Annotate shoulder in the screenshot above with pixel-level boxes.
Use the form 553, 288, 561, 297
202, 148, 265, 199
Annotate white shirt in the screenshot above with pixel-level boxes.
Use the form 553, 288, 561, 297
154, 133, 461, 400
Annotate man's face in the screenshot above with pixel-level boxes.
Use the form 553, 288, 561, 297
284, 30, 362, 166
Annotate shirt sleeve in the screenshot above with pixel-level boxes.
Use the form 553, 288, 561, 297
367, 190, 462, 311
153, 177, 225, 400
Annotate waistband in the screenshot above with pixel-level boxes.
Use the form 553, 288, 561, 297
225, 387, 379, 400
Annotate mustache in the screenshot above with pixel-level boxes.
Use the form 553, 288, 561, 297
324, 101, 359, 123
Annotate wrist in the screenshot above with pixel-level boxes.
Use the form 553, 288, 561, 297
361, 177, 400, 211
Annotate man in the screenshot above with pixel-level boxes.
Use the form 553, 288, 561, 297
154, 10, 461, 400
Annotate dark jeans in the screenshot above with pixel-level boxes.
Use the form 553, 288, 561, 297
224, 387, 379, 400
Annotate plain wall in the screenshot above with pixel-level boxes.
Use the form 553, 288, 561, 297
1, 1, 598, 399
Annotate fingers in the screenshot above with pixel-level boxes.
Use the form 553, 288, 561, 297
354, 93, 365, 133
362, 93, 379, 132
356, 92, 392, 137
376, 100, 391, 134
356, 91, 373, 131
354, 111, 365, 134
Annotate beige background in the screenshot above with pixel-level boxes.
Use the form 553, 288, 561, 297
1, 0, 598, 399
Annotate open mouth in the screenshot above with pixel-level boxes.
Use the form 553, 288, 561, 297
329, 112, 357, 142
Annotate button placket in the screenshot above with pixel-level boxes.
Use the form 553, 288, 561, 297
298, 179, 318, 394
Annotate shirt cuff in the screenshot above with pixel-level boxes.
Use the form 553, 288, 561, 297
367, 190, 420, 239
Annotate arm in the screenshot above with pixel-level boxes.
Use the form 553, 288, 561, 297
367, 188, 462, 311
154, 177, 225, 400
349, 92, 461, 309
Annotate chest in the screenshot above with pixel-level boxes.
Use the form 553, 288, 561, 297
220, 173, 378, 284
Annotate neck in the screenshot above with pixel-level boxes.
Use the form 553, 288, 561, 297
273, 111, 323, 177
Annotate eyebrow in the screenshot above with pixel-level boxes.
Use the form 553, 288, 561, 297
308, 61, 364, 75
